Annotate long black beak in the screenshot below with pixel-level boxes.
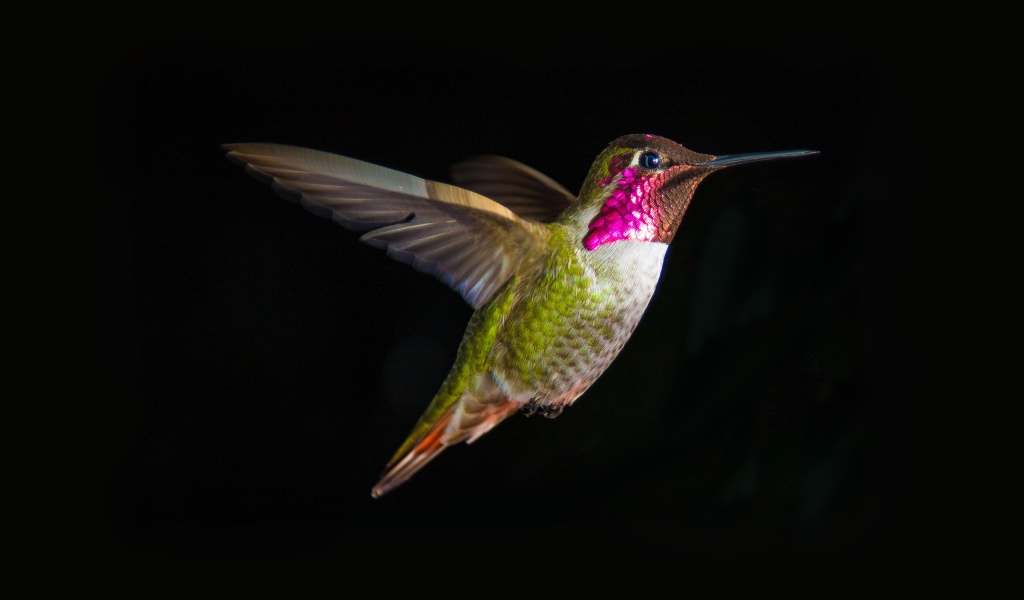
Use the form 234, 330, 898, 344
705, 149, 819, 169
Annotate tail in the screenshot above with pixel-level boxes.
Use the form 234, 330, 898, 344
371, 411, 454, 499
371, 394, 521, 498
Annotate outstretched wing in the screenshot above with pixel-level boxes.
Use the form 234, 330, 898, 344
449, 155, 576, 223
223, 143, 550, 310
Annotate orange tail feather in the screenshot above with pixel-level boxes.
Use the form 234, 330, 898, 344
371, 411, 453, 499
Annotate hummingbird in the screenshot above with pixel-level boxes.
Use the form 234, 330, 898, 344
222, 133, 817, 498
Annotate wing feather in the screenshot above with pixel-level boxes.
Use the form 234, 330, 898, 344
449, 154, 576, 223
224, 143, 551, 309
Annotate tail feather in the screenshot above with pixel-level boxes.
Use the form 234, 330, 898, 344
371, 393, 522, 498
371, 412, 453, 499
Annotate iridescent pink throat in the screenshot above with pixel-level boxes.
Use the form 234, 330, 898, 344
583, 164, 661, 251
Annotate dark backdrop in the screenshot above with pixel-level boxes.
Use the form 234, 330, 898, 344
101, 42, 912, 559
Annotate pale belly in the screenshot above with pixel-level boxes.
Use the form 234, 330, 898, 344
489, 240, 668, 412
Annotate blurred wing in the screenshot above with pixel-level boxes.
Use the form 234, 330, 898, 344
223, 143, 549, 309
450, 155, 576, 223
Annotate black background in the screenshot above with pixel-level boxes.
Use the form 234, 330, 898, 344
101, 41, 912, 560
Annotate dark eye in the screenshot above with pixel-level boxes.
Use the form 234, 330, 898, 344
638, 151, 662, 170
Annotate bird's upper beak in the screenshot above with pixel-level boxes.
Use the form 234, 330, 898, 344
704, 149, 819, 169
